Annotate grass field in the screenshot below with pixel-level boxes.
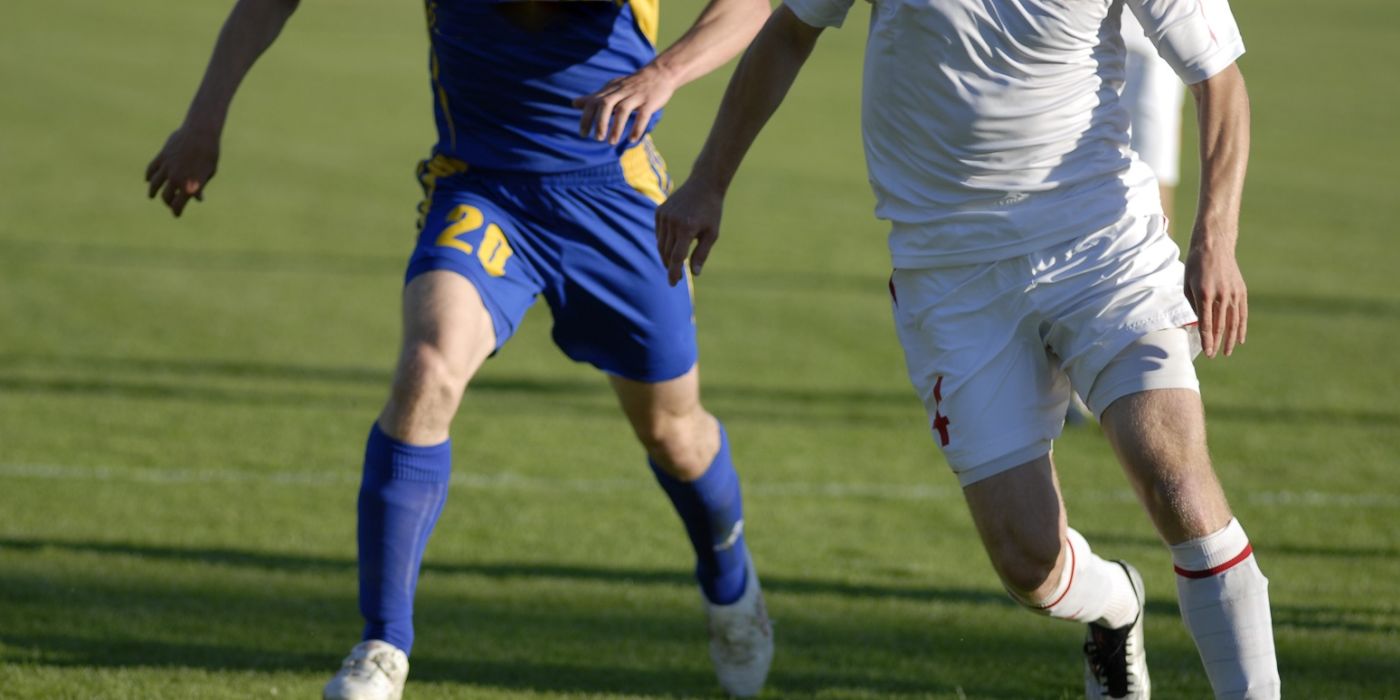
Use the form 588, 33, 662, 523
2, 1, 1398, 698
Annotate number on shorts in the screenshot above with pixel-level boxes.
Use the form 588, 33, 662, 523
478, 224, 512, 277
436, 205, 483, 255
435, 204, 514, 277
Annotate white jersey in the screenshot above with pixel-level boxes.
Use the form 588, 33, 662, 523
783, 0, 1245, 267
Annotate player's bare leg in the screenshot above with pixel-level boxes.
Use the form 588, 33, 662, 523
325, 270, 496, 700
1101, 389, 1280, 698
380, 271, 496, 444
611, 369, 773, 697
963, 456, 1147, 698
611, 367, 720, 480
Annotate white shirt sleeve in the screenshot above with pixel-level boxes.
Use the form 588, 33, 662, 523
1126, 0, 1245, 84
783, 0, 857, 29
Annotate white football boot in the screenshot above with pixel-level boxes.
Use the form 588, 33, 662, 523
705, 556, 774, 697
1083, 561, 1150, 699
323, 640, 409, 700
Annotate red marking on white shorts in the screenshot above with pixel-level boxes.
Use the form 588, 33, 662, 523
1175, 543, 1253, 579
932, 376, 950, 446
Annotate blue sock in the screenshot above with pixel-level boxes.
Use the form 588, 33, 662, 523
650, 423, 749, 605
357, 423, 451, 655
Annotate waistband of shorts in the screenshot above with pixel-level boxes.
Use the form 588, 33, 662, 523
422, 154, 628, 188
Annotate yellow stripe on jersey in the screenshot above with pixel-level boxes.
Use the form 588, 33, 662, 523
416, 154, 470, 230
425, 1, 458, 150
624, 0, 659, 46
620, 136, 670, 205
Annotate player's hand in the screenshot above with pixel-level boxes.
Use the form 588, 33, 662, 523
573, 64, 678, 146
655, 178, 725, 287
1185, 244, 1248, 358
145, 125, 220, 217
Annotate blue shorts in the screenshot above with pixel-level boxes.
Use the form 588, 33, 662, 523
404, 139, 696, 383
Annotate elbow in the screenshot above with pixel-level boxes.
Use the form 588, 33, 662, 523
744, 0, 775, 34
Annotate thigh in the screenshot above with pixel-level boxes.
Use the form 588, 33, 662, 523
891, 264, 1070, 486
406, 169, 546, 351
1100, 388, 1231, 543
542, 183, 697, 383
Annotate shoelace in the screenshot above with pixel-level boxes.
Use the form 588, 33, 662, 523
1084, 625, 1130, 698
713, 613, 768, 661
344, 652, 399, 683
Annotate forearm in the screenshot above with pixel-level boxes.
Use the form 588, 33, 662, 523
689, 6, 822, 193
183, 0, 300, 135
1188, 64, 1250, 254
651, 0, 771, 90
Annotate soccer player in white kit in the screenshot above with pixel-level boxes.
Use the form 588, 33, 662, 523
1122, 10, 1188, 219
656, 0, 1280, 697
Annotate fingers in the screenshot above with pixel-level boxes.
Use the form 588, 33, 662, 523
1238, 291, 1248, 347
576, 81, 652, 144
655, 207, 673, 263
607, 102, 631, 145
665, 228, 692, 287
147, 161, 168, 199
1222, 285, 1248, 356
1220, 298, 1238, 357
690, 229, 717, 277
1198, 286, 1217, 358
629, 106, 657, 144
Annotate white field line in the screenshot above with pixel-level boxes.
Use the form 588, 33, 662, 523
2, 462, 1398, 510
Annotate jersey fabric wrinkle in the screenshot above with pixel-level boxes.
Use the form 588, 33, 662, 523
782, 0, 1245, 268
426, 0, 662, 173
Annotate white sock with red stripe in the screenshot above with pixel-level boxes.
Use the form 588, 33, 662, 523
1015, 528, 1139, 629
1171, 518, 1281, 699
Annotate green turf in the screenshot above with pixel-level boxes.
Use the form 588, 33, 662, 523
2, 1, 1398, 698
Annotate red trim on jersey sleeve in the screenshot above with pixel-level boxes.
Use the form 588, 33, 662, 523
1174, 543, 1253, 579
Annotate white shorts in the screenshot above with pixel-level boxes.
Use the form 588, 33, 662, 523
890, 215, 1199, 486
1122, 49, 1187, 186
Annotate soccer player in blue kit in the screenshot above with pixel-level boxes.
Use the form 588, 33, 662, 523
144, 1, 774, 697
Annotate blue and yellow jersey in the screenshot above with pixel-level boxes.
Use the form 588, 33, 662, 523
424, 0, 661, 173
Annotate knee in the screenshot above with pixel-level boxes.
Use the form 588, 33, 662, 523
386, 343, 469, 421
988, 533, 1063, 599
637, 411, 717, 481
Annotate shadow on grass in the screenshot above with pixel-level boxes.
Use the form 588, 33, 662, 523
0, 537, 1005, 609
3, 536, 1399, 695
0, 353, 927, 428
0, 537, 1043, 698
6, 536, 1398, 638
0, 353, 916, 405
8, 352, 1398, 429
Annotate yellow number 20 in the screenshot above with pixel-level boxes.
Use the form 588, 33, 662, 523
477, 224, 512, 277
434, 204, 513, 278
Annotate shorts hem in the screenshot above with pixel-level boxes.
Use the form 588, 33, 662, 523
601, 359, 698, 385
953, 440, 1054, 488
1089, 374, 1201, 420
